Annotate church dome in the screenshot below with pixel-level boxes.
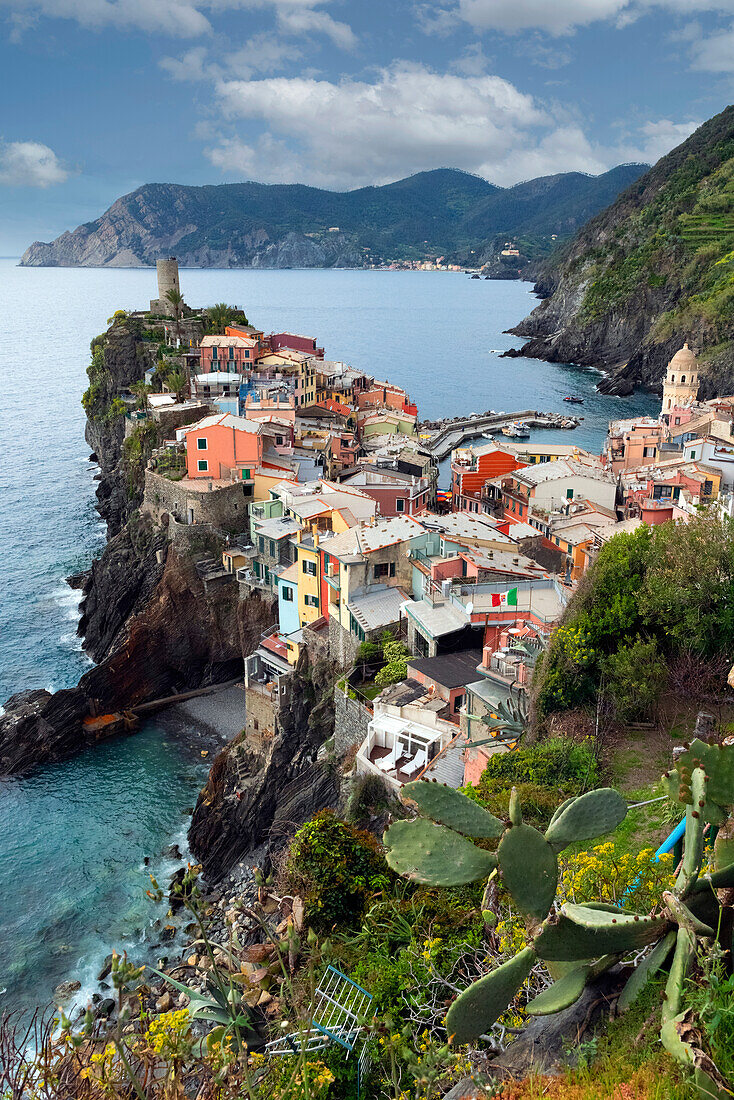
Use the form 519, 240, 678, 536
668, 343, 698, 370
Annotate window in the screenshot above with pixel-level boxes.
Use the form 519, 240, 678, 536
228, 345, 234, 360
674, 417, 681, 425
373, 562, 396, 579
305, 594, 319, 608
396, 498, 405, 513
253, 561, 261, 578
245, 350, 250, 359
643, 446, 656, 458
566, 488, 574, 499
259, 536, 265, 552
269, 540, 276, 556
197, 437, 207, 450
453, 693, 465, 713
197, 459, 208, 472
303, 560, 317, 576
690, 450, 697, 460
282, 587, 294, 602
212, 345, 218, 360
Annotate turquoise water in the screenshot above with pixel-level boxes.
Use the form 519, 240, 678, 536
0, 260, 659, 1014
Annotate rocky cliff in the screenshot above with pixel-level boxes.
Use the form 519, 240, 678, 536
19, 166, 647, 270
508, 105, 734, 396
189, 652, 341, 882
0, 540, 276, 775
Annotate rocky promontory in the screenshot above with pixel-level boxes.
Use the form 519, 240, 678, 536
507, 106, 734, 397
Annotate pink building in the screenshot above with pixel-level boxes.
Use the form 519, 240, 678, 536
605, 417, 663, 474
183, 413, 263, 479
357, 380, 418, 416
269, 332, 324, 358
200, 335, 257, 374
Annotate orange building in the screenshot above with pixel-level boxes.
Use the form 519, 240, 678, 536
183, 413, 263, 479
451, 445, 525, 511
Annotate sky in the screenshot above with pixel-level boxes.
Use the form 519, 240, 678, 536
1, 0, 733, 253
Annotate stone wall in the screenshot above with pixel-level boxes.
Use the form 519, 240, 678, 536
328, 615, 360, 665
143, 469, 251, 531
333, 685, 371, 757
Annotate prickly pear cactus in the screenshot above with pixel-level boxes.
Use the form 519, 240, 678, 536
384, 761, 734, 1093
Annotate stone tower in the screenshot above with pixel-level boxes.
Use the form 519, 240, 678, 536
661, 342, 700, 415
150, 257, 181, 316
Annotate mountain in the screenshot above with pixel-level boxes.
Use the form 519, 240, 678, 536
508, 105, 734, 396
19, 165, 647, 270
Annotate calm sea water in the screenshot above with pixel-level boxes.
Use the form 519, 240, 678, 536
0, 260, 659, 1013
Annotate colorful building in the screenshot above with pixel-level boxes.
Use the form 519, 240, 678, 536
182, 413, 263, 480
200, 335, 257, 373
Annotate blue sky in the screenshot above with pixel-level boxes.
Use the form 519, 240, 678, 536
0, 0, 733, 253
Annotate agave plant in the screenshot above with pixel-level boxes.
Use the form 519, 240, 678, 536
471, 684, 528, 748
384, 741, 734, 1099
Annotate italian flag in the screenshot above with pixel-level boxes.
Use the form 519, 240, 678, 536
491, 588, 518, 608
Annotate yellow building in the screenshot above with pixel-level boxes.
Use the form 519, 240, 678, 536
295, 529, 323, 625
661, 343, 700, 414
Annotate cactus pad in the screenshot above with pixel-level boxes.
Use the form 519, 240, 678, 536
663, 738, 734, 822
526, 965, 590, 1016
617, 930, 676, 1013
383, 819, 496, 886
534, 906, 669, 961
548, 795, 577, 828
544, 788, 627, 853
402, 781, 504, 837
498, 822, 558, 920
446, 946, 536, 1045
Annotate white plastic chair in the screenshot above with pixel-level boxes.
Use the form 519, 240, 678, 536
402, 750, 427, 777
376, 745, 398, 772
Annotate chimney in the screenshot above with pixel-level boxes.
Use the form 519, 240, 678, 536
482, 644, 492, 669
314, 529, 320, 547
297, 528, 303, 543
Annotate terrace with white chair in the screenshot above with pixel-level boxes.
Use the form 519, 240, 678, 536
355, 702, 460, 790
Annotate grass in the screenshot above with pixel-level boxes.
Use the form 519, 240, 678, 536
490, 980, 696, 1099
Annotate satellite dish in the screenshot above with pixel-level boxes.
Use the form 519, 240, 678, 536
466, 601, 474, 615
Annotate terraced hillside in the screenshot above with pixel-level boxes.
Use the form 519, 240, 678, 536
510, 105, 734, 396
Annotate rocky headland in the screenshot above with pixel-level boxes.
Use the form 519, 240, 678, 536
505, 105, 734, 397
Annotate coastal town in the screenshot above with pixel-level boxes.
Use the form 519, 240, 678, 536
111, 259, 733, 801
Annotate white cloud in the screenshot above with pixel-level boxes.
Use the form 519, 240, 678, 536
204, 61, 696, 189
211, 63, 549, 187
690, 23, 734, 69
275, 6, 355, 47
0, 140, 71, 186
428, 0, 734, 36
159, 45, 209, 80
0, 0, 356, 41
0, 0, 213, 36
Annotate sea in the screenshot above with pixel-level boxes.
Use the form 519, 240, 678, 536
0, 259, 659, 1014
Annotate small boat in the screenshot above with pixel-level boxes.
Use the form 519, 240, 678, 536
470, 273, 481, 279
564, 395, 584, 405
501, 421, 529, 439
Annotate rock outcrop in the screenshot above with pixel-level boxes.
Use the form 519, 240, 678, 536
189, 652, 341, 882
0, 544, 275, 775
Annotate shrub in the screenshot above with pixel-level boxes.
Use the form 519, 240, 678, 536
602, 637, 668, 722
374, 635, 410, 686
469, 737, 599, 800
557, 842, 675, 913
356, 640, 382, 663
283, 810, 390, 931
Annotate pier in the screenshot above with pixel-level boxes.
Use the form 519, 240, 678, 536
422, 410, 581, 460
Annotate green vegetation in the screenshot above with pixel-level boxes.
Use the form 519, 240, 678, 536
374, 634, 411, 687
205, 302, 249, 334
282, 810, 390, 931
464, 737, 599, 828
384, 741, 734, 1095
568, 108, 734, 361
30, 165, 647, 270
122, 421, 159, 496
533, 515, 734, 721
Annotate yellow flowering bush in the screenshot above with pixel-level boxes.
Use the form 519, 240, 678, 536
144, 1009, 193, 1061
558, 843, 675, 912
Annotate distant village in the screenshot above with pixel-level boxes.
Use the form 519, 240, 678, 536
128, 259, 733, 796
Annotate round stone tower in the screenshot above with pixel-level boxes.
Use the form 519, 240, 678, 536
150, 256, 181, 316
661, 342, 700, 415
157, 257, 180, 315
